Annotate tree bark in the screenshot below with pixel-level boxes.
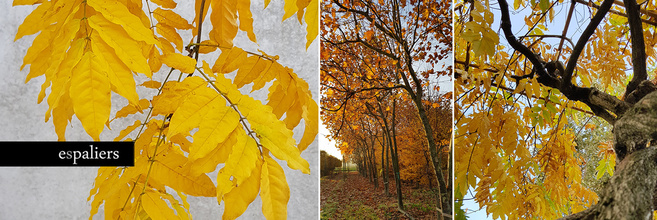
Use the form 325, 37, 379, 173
560, 92, 657, 219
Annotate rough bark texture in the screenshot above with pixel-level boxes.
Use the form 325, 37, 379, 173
559, 92, 657, 219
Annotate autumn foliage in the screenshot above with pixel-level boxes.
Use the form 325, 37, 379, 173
455, 0, 657, 218
13, 0, 318, 219
321, 0, 452, 217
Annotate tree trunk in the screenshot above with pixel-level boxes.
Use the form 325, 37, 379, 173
560, 92, 657, 219
390, 99, 405, 211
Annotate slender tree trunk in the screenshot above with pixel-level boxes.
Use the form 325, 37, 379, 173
382, 133, 390, 196
390, 99, 404, 211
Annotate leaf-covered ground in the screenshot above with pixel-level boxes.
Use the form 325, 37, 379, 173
321, 171, 438, 220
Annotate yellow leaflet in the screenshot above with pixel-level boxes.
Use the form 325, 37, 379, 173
87, 0, 158, 45
209, 0, 238, 47
198, 39, 219, 54
148, 46, 163, 72
90, 31, 140, 105
217, 129, 258, 187
14, 1, 51, 41
156, 23, 184, 52
167, 86, 220, 137
140, 80, 161, 89
22, 27, 52, 72
111, 99, 149, 123
157, 37, 176, 54
88, 168, 119, 219
251, 58, 279, 91
260, 156, 290, 220
153, 8, 193, 30
52, 88, 74, 141
222, 158, 262, 220
45, 38, 84, 123
88, 15, 151, 76
141, 191, 178, 220
164, 195, 191, 220
12, 0, 43, 6
304, 0, 318, 49
161, 53, 197, 74
297, 96, 317, 152
282, 0, 298, 21
151, 77, 206, 116
150, 148, 217, 196
40, 18, 81, 103
295, 0, 310, 23
114, 120, 141, 141
151, 0, 177, 8
239, 91, 310, 173
70, 52, 111, 141
192, 104, 241, 160
267, 79, 298, 118
236, 0, 256, 43
103, 181, 130, 220
170, 134, 192, 153
234, 56, 270, 88
212, 46, 247, 74
188, 129, 237, 176
24, 44, 52, 83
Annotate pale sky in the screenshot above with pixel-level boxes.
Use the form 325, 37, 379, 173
319, 117, 343, 160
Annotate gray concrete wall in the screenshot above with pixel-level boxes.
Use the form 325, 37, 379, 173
0, 1, 318, 219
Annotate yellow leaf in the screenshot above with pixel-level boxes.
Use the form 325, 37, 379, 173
141, 191, 178, 220
212, 46, 247, 74
157, 36, 176, 54
140, 80, 162, 89
282, 0, 298, 21
156, 23, 184, 52
209, 0, 238, 47
161, 53, 197, 73
167, 86, 219, 137
87, 0, 158, 45
240, 92, 310, 173
151, 77, 206, 116
45, 38, 84, 123
90, 31, 140, 104
52, 89, 74, 141
198, 39, 218, 54
192, 105, 241, 157
150, 0, 177, 8
260, 156, 290, 220
70, 52, 111, 141
298, 95, 318, 152
236, 0, 256, 43
188, 129, 237, 176
150, 149, 217, 196
14, 1, 51, 41
217, 129, 259, 187
153, 8, 194, 30
148, 46, 163, 72
12, 0, 43, 6
88, 15, 152, 76
114, 120, 141, 141
234, 56, 270, 88
303, 0, 318, 49
222, 158, 262, 220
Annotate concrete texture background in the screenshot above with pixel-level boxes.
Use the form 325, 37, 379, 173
0, 1, 319, 219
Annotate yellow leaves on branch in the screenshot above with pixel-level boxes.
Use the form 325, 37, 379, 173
15, 0, 318, 219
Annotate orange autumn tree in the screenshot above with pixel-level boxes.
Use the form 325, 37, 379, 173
455, 0, 657, 218
321, 0, 452, 217
13, 0, 318, 219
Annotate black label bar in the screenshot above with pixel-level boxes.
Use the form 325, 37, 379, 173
0, 141, 134, 166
